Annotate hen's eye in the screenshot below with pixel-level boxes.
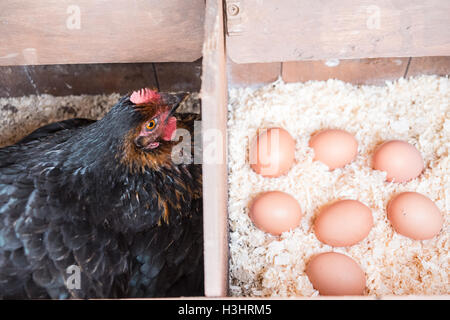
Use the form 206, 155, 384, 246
145, 119, 157, 131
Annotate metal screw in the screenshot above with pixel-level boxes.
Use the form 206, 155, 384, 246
227, 4, 240, 16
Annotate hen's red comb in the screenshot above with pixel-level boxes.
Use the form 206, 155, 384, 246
130, 88, 161, 104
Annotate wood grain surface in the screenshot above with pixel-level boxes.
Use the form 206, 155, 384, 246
228, 59, 281, 87
0, 0, 205, 65
154, 60, 202, 92
0, 60, 203, 98
226, 0, 450, 63
201, 0, 229, 297
406, 56, 450, 78
282, 58, 410, 85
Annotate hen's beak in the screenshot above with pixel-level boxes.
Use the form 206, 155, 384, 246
160, 92, 190, 117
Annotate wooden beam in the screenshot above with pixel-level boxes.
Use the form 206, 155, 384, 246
226, 0, 450, 63
201, 0, 229, 297
0, 0, 205, 66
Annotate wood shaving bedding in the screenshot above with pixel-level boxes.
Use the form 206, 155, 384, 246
227, 75, 449, 297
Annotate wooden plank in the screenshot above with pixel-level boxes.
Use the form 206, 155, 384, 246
282, 58, 409, 85
0, 63, 158, 97
154, 59, 202, 92
0, 0, 204, 66
226, 0, 450, 63
406, 56, 450, 77
201, 0, 229, 297
227, 59, 281, 87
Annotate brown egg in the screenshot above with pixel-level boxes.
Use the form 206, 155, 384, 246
306, 252, 366, 296
249, 191, 302, 236
249, 128, 295, 177
314, 200, 373, 247
387, 192, 443, 240
309, 129, 358, 170
372, 140, 424, 183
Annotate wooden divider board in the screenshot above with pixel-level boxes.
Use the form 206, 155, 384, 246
227, 59, 281, 87
282, 58, 410, 85
201, 0, 229, 297
226, 0, 450, 63
227, 57, 450, 87
406, 56, 450, 77
0, 0, 205, 65
154, 60, 203, 92
0, 60, 203, 98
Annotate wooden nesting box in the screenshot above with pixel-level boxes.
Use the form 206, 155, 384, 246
201, 0, 450, 298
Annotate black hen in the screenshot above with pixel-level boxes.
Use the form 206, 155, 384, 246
0, 89, 203, 299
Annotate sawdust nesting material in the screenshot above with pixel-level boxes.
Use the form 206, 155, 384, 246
227, 75, 449, 297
